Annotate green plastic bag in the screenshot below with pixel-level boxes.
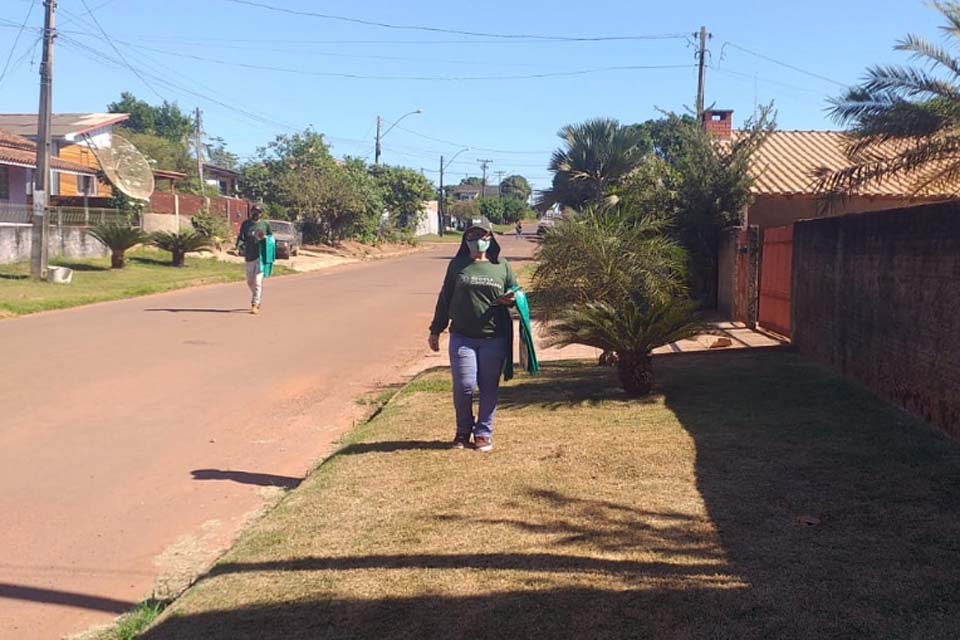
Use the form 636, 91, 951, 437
260, 235, 276, 278
500, 285, 540, 381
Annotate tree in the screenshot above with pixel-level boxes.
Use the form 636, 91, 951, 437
108, 92, 193, 142
205, 136, 238, 170
478, 197, 505, 224
87, 223, 147, 269
150, 230, 213, 267
449, 199, 480, 226
820, 1, 960, 197
541, 118, 652, 211
532, 207, 688, 324
661, 108, 774, 306
460, 176, 483, 186
372, 165, 435, 232
500, 197, 530, 223
546, 298, 703, 397
500, 175, 532, 202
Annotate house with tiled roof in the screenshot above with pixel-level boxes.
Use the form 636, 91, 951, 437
0, 113, 129, 201
0, 129, 98, 208
704, 110, 955, 229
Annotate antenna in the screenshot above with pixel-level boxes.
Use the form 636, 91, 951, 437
86, 133, 156, 201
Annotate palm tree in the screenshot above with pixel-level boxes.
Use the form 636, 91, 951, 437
532, 206, 688, 323
150, 230, 212, 267
541, 118, 650, 211
86, 223, 147, 269
546, 298, 703, 397
822, 1, 960, 196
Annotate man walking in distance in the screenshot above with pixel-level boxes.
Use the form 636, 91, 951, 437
236, 205, 272, 315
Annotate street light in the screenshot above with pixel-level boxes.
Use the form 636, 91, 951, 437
439, 147, 469, 236
375, 108, 423, 165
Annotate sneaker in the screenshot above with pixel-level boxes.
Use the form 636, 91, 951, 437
251, 304, 260, 315
451, 435, 470, 450
474, 436, 493, 452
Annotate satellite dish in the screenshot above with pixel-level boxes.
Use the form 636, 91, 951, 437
86, 133, 155, 201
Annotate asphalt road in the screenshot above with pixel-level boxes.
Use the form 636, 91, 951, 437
0, 235, 535, 639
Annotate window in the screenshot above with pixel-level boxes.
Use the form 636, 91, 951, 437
0, 165, 9, 201
78, 174, 97, 196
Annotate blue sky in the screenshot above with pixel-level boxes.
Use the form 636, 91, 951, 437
0, 0, 945, 191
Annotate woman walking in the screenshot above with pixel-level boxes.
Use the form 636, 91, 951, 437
429, 220, 517, 452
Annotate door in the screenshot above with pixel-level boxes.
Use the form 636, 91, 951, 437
759, 225, 793, 338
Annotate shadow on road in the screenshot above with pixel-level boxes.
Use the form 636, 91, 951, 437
0, 583, 135, 613
144, 308, 249, 314
191, 469, 302, 489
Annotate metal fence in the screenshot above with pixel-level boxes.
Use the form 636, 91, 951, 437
0, 203, 135, 227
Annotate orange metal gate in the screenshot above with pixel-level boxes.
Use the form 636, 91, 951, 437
759, 225, 793, 338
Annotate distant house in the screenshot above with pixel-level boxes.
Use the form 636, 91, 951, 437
0, 129, 98, 208
0, 113, 130, 200
451, 184, 500, 201
703, 109, 956, 229
203, 163, 240, 196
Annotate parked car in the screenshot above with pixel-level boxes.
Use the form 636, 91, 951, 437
267, 219, 301, 259
537, 215, 562, 237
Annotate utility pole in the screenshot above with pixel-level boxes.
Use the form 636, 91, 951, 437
374, 115, 382, 165
438, 155, 445, 237
30, 0, 56, 280
477, 159, 492, 200
696, 25, 709, 122
494, 170, 506, 198
194, 107, 205, 201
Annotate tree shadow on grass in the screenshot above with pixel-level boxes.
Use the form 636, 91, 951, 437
0, 273, 28, 280
659, 350, 960, 639
497, 362, 653, 411
49, 261, 109, 272
140, 587, 744, 640
141, 489, 747, 639
130, 255, 172, 267
335, 441, 451, 455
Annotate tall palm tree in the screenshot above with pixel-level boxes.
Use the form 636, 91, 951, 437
541, 118, 651, 211
822, 1, 960, 196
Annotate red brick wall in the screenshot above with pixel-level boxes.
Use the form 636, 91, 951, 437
792, 203, 960, 438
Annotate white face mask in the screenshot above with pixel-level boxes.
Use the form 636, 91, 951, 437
467, 238, 491, 254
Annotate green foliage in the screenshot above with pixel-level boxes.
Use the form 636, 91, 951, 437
546, 297, 703, 396
542, 118, 652, 211
190, 210, 231, 241
449, 199, 480, 225
108, 92, 194, 142
150, 230, 213, 266
647, 109, 774, 305
533, 207, 688, 323
476, 197, 533, 224
501, 197, 531, 223
478, 197, 505, 224
240, 130, 433, 244
500, 175, 532, 202
372, 164, 435, 232
86, 223, 147, 269
115, 599, 165, 640
460, 176, 483, 186
205, 135, 238, 170
822, 1, 960, 196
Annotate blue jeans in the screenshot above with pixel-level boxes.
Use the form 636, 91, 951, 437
449, 332, 507, 439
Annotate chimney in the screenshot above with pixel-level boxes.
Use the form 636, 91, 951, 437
702, 109, 733, 140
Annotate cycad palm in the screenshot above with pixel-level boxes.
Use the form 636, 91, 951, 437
86, 223, 146, 269
823, 1, 960, 195
150, 230, 212, 267
542, 119, 650, 210
547, 298, 703, 397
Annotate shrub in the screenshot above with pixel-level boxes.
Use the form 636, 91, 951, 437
86, 223, 147, 269
150, 230, 212, 267
190, 210, 231, 243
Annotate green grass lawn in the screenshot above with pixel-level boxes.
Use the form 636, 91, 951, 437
0, 249, 290, 317
140, 351, 960, 640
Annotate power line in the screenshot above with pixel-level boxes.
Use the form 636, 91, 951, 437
394, 125, 550, 154
709, 64, 830, 97
0, 0, 37, 87
720, 40, 848, 88
75, 0, 165, 99
64, 38, 695, 81
219, 0, 689, 42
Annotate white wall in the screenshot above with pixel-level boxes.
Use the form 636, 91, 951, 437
416, 201, 439, 236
